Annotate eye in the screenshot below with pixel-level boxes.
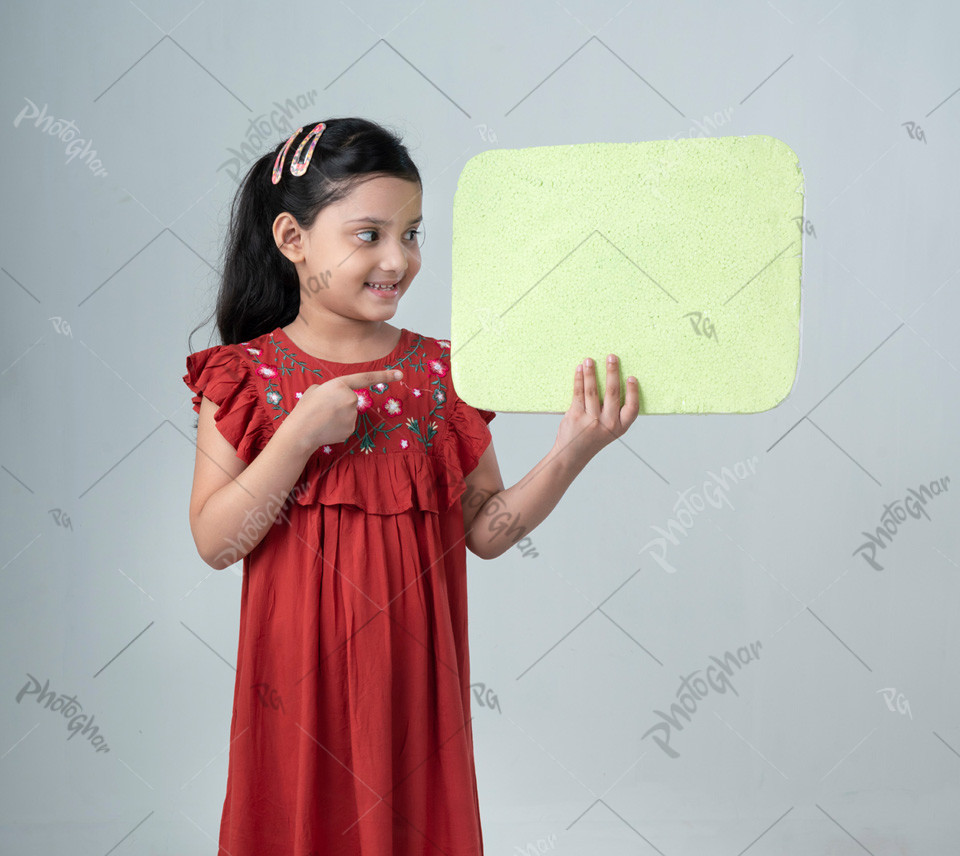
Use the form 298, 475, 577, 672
356, 228, 423, 244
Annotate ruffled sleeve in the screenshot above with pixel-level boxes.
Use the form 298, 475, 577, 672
446, 392, 496, 478
183, 345, 275, 464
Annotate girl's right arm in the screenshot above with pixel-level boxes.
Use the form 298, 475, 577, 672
188, 368, 403, 569
189, 394, 315, 569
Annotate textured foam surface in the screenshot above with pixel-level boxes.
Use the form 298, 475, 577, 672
450, 135, 804, 414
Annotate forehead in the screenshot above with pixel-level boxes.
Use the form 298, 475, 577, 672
336, 175, 422, 218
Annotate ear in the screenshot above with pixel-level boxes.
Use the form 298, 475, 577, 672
273, 212, 305, 264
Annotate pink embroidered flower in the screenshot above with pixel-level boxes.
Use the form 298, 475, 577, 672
437, 339, 450, 349
322, 445, 332, 454
372, 382, 389, 393
428, 359, 447, 377
411, 388, 422, 397
256, 363, 279, 380
383, 398, 403, 416
245, 346, 262, 356
432, 388, 446, 405
400, 438, 409, 449
266, 390, 281, 405
295, 391, 303, 400
356, 389, 373, 412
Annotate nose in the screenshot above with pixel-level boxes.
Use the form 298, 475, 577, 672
379, 231, 417, 275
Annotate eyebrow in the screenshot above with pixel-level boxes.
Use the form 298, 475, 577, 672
345, 215, 423, 226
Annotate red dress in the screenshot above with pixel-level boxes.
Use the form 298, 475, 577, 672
183, 326, 495, 855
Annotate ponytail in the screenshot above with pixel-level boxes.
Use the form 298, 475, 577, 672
216, 154, 299, 346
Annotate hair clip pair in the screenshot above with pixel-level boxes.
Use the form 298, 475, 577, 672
271, 122, 326, 184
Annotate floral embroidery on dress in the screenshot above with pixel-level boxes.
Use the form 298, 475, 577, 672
236, 331, 455, 455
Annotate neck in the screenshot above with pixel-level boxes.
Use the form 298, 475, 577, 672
283, 311, 398, 359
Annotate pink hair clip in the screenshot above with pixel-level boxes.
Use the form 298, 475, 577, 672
271, 122, 326, 184
271, 126, 302, 184
290, 122, 326, 177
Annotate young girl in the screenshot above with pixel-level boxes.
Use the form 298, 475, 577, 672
183, 117, 638, 855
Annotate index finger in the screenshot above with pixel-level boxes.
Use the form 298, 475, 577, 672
337, 369, 404, 390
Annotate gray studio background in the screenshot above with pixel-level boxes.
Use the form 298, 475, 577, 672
2, 1, 958, 854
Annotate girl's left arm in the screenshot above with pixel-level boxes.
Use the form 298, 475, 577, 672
464, 355, 639, 560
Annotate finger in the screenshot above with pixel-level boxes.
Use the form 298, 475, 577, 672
602, 354, 622, 420
621, 373, 640, 427
340, 369, 404, 390
583, 358, 599, 418
572, 360, 585, 410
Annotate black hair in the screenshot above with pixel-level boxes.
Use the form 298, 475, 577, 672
187, 117, 422, 352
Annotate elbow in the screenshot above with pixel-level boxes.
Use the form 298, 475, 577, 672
194, 538, 220, 570
192, 526, 244, 571
465, 534, 487, 561
203, 551, 238, 572
465, 533, 502, 561
191, 506, 247, 570
200, 540, 246, 571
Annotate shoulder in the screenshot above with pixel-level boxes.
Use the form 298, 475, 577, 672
402, 328, 457, 389
188, 329, 277, 363
403, 327, 448, 349
184, 329, 281, 396
403, 327, 452, 364
405, 330, 495, 423
231, 330, 283, 377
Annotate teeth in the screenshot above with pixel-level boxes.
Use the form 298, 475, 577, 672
366, 282, 397, 290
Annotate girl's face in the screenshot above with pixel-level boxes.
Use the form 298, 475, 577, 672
276, 174, 423, 323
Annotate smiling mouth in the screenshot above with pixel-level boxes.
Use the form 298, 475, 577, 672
364, 280, 400, 291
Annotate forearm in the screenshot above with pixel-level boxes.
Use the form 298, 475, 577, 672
196, 418, 316, 569
467, 442, 591, 561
